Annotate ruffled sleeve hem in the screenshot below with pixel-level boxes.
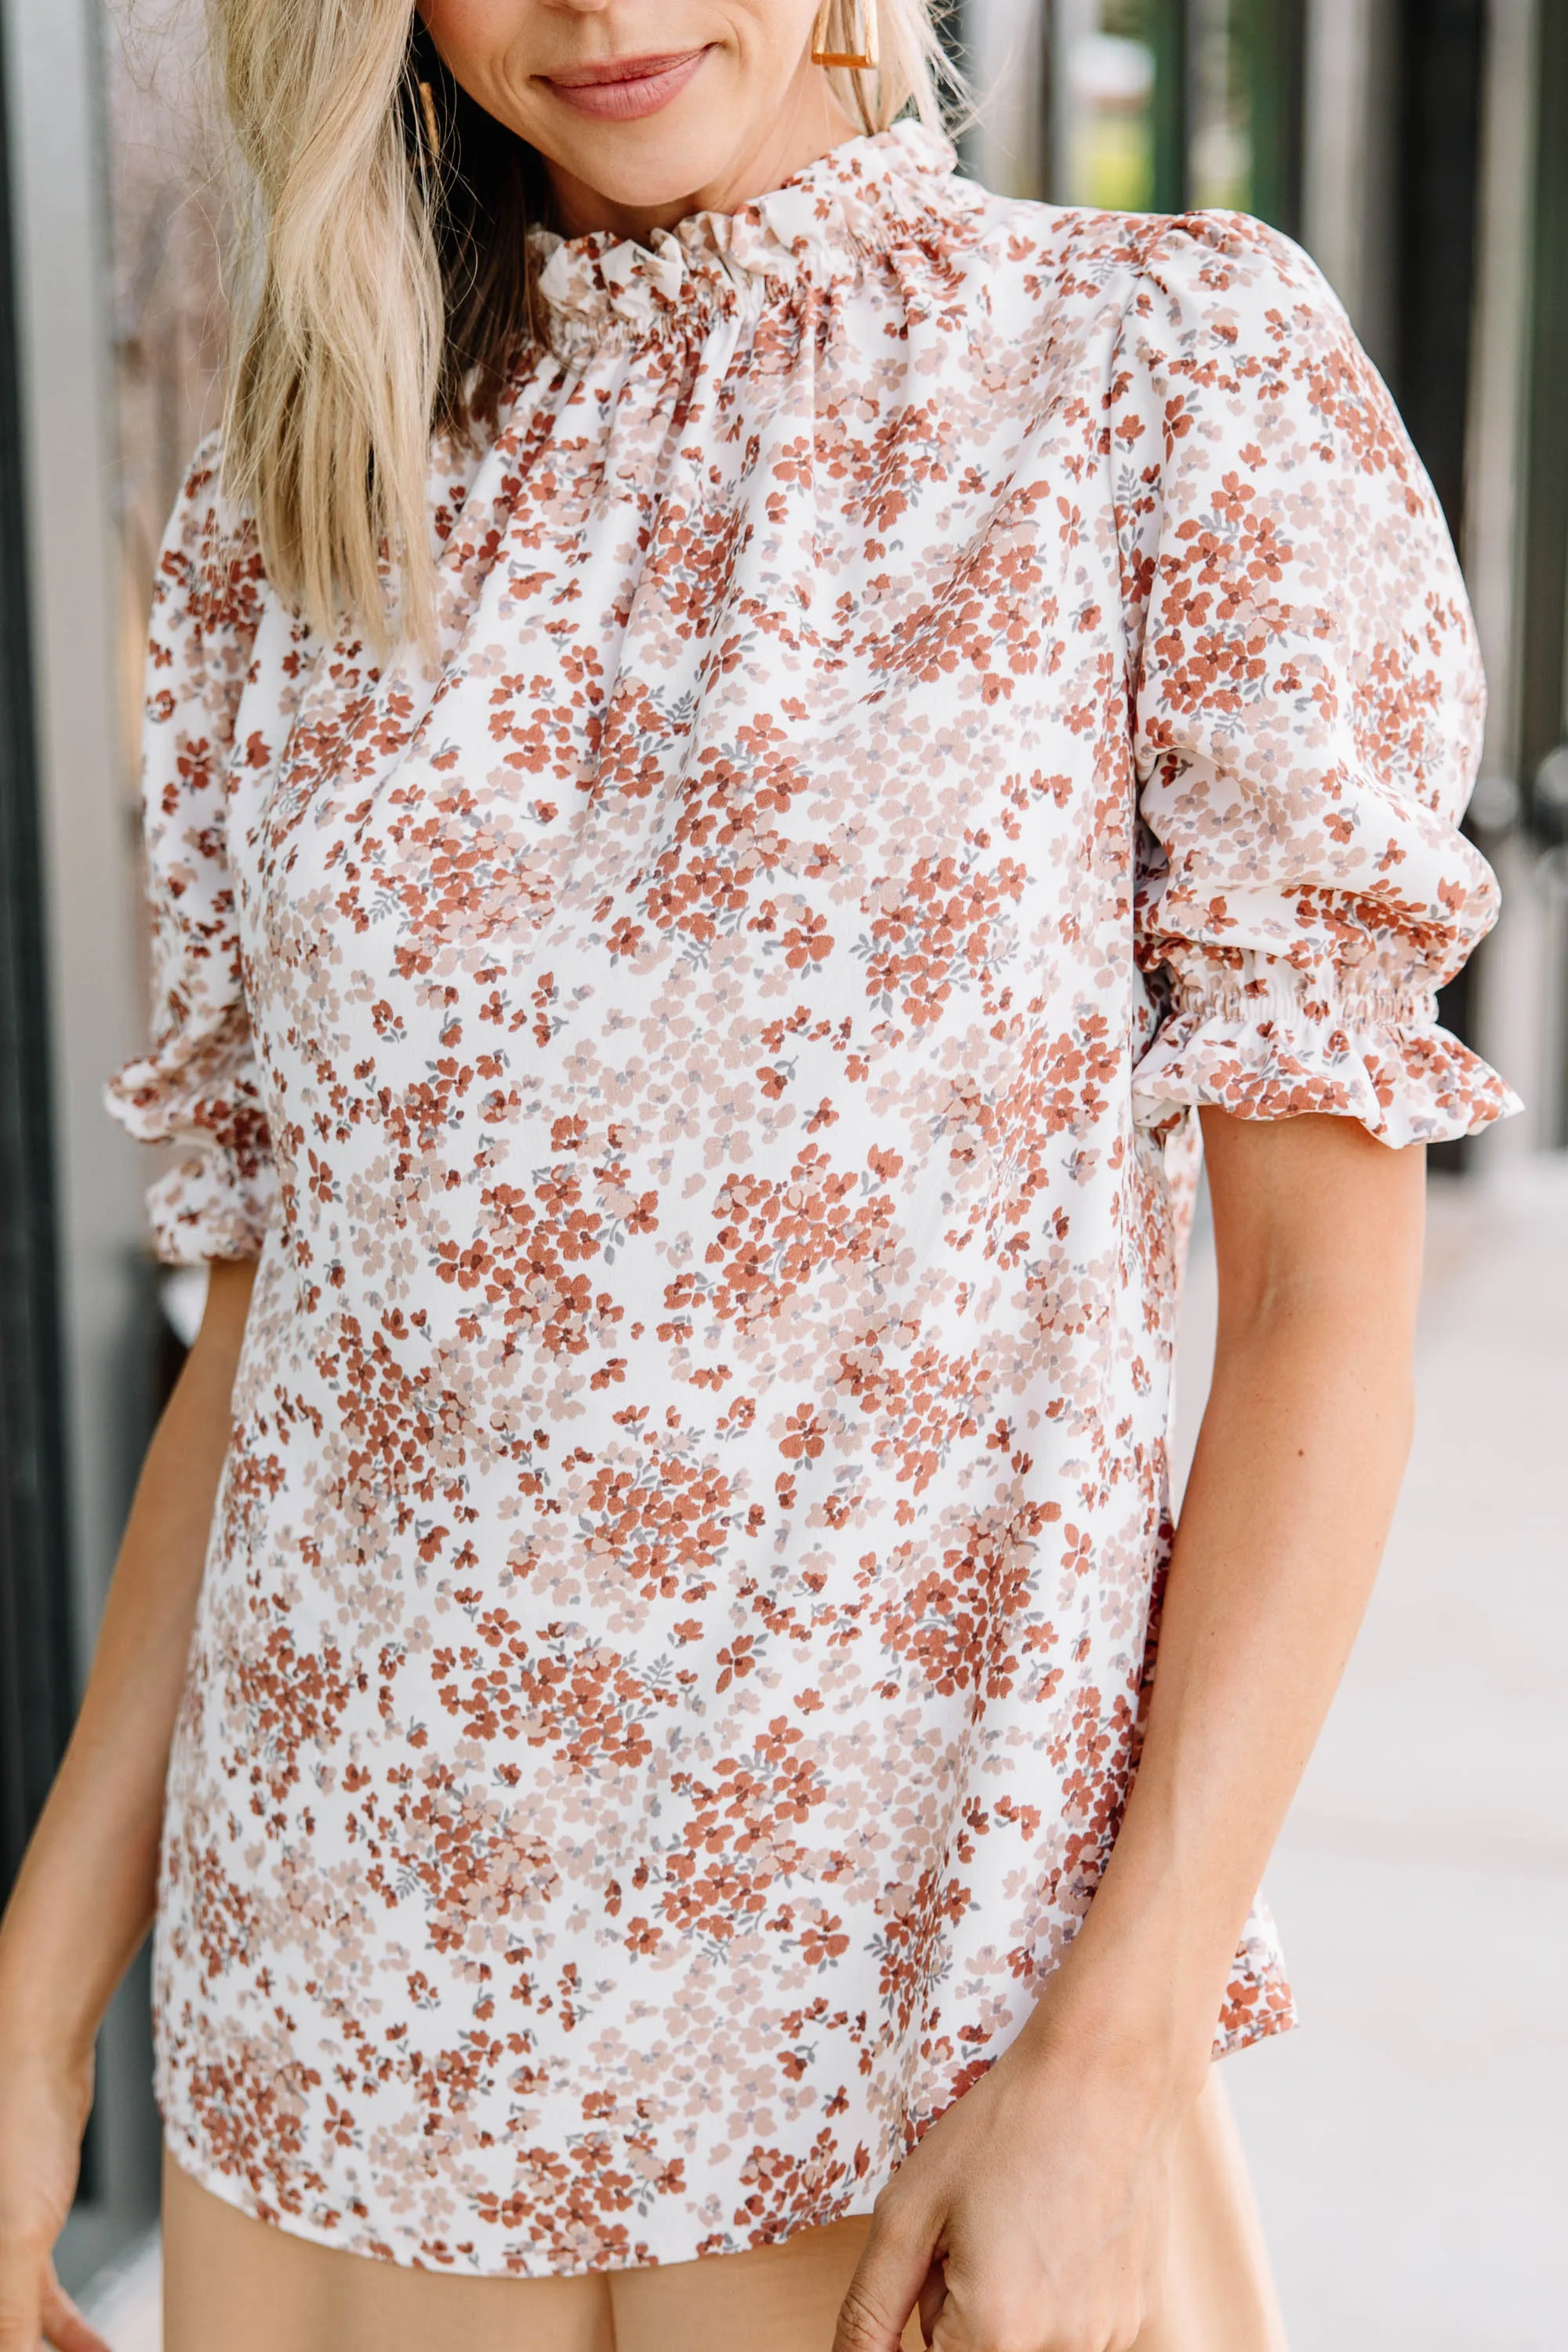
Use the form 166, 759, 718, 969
103, 1061, 275, 1265
1131, 962, 1523, 1151
143, 1152, 276, 1264
107, 437, 277, 1267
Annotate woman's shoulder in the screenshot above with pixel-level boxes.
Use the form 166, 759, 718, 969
1115, 206, 1352, 354
954, 183, 1343, 348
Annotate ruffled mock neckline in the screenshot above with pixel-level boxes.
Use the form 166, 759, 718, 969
530, 118, 962, 347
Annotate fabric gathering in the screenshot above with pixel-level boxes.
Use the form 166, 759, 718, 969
102, 121, 1515, 2277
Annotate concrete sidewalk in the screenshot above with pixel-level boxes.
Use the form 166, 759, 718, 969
1175, 1158, 1568, 2352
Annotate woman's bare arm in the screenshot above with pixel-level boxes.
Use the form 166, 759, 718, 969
1062, 1104, 1425, 2073
0, 1259, 256, 2352
836, 1110, 1426, 2352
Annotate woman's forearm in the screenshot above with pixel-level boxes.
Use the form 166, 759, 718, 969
833, 1116, 1432, 2351
0, 1260, 256, 2065
1033, 1109, 1428, 2084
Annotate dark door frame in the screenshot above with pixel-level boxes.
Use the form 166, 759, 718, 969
1519, 0, 1568, 1140
0, 0, 75, 1911
1520, 0, 1568, 811
1380, 0, 1490, 1167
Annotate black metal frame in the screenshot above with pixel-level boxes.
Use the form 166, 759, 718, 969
1150, 0, 1191, 213
1241, 0, 1306, 238
1520, 0, 1568, 810
1377, 0, 1490, 1167
1519, 0, 1568, 1142
1393, 0, 1486, 550
0, 0, 75, 1907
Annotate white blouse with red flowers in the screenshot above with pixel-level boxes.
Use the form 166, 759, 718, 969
107, 121, 1515, 2276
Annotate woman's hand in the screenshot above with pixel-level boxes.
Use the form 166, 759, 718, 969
837, 1109, 1427, 2351
833, 1972, 1196, 2352
0, 2048, 111, 2352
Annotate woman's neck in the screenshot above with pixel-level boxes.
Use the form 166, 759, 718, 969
544, 67, 862, 241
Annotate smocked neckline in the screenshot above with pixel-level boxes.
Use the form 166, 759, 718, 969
529, 118, 960, 345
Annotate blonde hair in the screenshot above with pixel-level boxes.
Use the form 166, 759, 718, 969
209, 1, 958, 655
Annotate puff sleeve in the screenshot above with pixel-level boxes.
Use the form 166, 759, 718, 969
1116, 215, 1520, 1148
103, 437, 276, 1260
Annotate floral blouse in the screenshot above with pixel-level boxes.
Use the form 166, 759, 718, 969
106, 122, 1515, 2276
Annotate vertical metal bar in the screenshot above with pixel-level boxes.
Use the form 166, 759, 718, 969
0, 0, 74, 1904
1380, 1, 1489, 1162
2, 0, 165, 2283
1520, 0, 1568, 800
1036, 0, 1054, 201
1518, 0, 1568, 1139
1244, 0, 1308, 234
1395, 0, 1486, 545
1151, 0, 1192, 212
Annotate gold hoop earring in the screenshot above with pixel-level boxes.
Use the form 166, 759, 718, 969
416, 78, 441, 163
811, 0, 880, 71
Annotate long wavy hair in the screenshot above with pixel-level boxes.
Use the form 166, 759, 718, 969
209, 1, 958, 653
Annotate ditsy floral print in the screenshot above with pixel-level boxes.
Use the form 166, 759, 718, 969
106, 123, 1516, 2275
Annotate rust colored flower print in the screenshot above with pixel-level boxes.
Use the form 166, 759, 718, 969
105, 124, 1515, 2278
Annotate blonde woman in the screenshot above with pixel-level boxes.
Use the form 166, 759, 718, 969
0, 4, 1515, 2348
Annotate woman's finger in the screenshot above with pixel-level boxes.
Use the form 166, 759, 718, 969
39, 2265, 112, 2352
0, 2241, 44, 2352
916, 2259, 948, 2347
833, 2200, 939, 2352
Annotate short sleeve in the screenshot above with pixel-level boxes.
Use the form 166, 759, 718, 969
1114, 215, 1521, 1148
103, 435, 276, 1261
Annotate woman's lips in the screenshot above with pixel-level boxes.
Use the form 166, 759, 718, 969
541, 48, 710, 122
